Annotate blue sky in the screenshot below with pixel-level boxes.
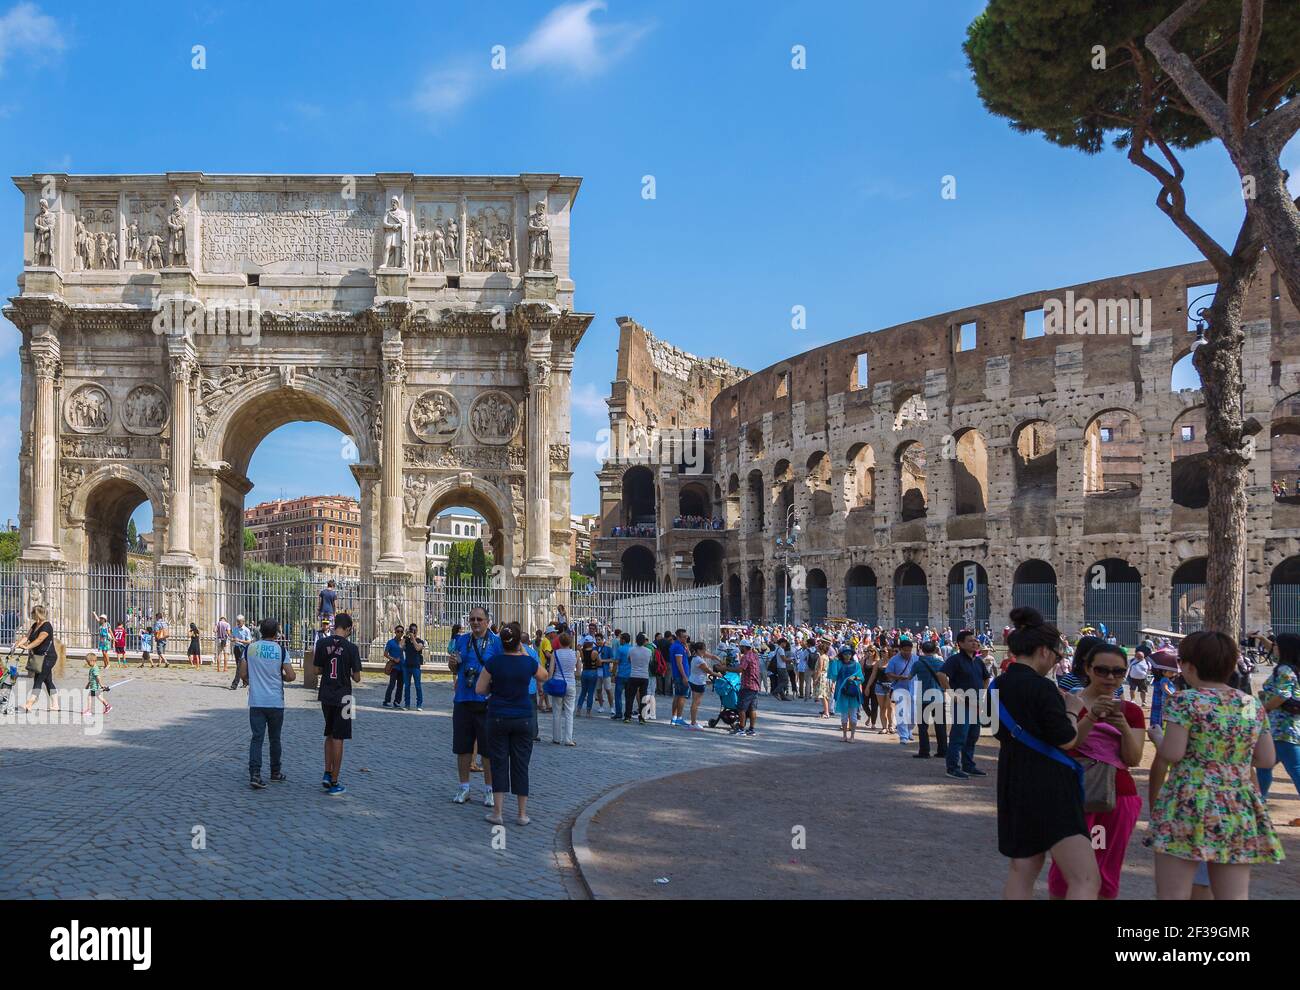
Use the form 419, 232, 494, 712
0, 0, 1293, 535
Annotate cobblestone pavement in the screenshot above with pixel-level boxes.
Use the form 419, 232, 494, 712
0, 667, 844, 899
579, 709, 1300, 899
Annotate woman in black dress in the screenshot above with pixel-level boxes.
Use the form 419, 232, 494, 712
995, 607, 1102, 899
18, 605, 58, 713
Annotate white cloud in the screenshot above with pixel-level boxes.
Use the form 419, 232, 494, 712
516, 0, 651, 77
0, 3, 65, 76
410, 1, 651, 122
572, 382, 608, 417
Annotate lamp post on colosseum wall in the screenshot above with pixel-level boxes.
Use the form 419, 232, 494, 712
776, 505, 801, 626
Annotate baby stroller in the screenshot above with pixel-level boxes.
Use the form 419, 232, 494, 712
707, 671, 742, 730
0, 664, 17, 715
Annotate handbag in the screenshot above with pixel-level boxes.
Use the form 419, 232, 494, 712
544, 652, 569, 697
24, 650, 41, 676
1077, 757, 1117, 813
383, 658, 397, 676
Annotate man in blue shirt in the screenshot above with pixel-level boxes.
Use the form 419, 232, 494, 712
939, 630, 989, 779
612, 632, 633, 720
239, 617, 296, 789
382, 625, 404, 708
595, 632, 615, 714
448, 606, 499, 806
912, 641, 948, 759
885, 638, 918, 744
669, 628, 691, 725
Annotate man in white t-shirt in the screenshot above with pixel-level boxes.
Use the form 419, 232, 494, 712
230, 615, 254, 690
239, 617, 296, 789
1126, 649, 1152, 708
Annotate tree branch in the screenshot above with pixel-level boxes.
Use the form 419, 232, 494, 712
1227, 0, 1264, 140
1261, 94, 1300, 149
1146, 0, 1235, 146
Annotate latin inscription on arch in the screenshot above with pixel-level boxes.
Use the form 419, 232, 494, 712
199, 191, 382, 273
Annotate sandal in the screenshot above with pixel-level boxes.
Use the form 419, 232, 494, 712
516, 816, 531, 826
484, 813, 504, 825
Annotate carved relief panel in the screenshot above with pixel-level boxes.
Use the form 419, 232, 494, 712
73, 195, 120, 272
64, 384, 113, 434
465, 202, 516, 273
126, 193, 169, 269
468, 391, 519, 445
122, 384, 169, 435
408, 389, 461, 443
412, 202, 462, 274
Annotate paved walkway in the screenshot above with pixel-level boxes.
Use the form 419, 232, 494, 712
0, 667, 843, 899
574, 705, 1300, 899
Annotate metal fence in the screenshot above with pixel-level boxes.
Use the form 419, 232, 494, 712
807, 587, 828, 624
947, 582, 990, 632
1, 565, 721, 663
1170, 582, 1207, 634
845, 586, 878, 625
1011, 583, 1059, 627
894, 585, 930, 631
1084, 581, 1142, 647
1271, 583, 1300, 635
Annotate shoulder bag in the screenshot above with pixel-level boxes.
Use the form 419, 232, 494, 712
544, 650, 569, 697
993, 679, 1085, 806
1076, 755, 1117, 813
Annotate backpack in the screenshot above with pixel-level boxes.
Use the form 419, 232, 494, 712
651, 649, 668, 677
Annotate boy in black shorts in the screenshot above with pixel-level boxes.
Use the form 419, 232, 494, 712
313, 612, 362, 796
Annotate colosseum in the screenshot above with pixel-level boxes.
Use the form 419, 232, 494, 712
593, 258, 1300, 644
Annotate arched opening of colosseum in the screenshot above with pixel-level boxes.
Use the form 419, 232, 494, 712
621, 465, 656, 529
727, 573, 743, 618
1171, 352, 1200, 393
773, 565, 789, 620
1012, 559, 1059, 624
1083, 410, 1143, 496
894, 562, 929, 631
1170, 407, 1209, 509
1083, 557, 1142, 643
806, 450, 833, 517
845, 565, 878, 624
747, 425, 765, 460
894, 390, 927, 431
1270, 557, 1300, 634
678, 482, 711, 521
898, 441, 928, 521
1270, 393, 1300, 505
747, 469, 765, 531
724, 474, 741, 529
692, 539, 724, 586
748, 568, 766, 620
1012, 420, 1057, 495
807, 568, 828, 623
1170, 558, 1208, 633
844, 443, 875, 509
620, 545, 656, 587
951, 429, 989, 516
947, 561, 989, 630
773, 459, 794, 530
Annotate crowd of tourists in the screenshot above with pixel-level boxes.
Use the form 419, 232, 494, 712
609, 522, 656, 538
8, 588, 1299, 900
671, 515, 724, 530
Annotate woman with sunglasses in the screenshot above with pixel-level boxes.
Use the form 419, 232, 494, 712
1046, 643, 1145, 899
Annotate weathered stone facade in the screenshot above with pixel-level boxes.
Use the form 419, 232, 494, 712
598, 258, 1300, 639
8, 172, 592, 591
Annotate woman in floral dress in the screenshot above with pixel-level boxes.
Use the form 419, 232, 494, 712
1151, 631, 1284, 899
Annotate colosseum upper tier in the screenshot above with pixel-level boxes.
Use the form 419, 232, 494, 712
593, 258, 1300, 643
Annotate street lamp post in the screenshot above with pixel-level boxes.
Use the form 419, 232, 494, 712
775, 504, 801, 626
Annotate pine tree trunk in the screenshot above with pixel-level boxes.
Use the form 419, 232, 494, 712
1194, 252, 1261, 637
1240, 142, 1300, 312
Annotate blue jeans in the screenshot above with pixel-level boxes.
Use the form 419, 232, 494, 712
1259, 739, 1300, 800
403, 666, 423, 708
249, 706, 284, 777
577, 670, 598, 711
614, 675, 629, 717
946, 720, 980, 772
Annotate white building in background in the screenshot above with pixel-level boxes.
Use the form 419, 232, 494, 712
426, 511, 491, 580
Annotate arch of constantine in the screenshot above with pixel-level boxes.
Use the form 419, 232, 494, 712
7, 171, 594, 639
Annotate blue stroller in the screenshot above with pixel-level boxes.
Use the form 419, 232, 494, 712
707, 671, 742, 729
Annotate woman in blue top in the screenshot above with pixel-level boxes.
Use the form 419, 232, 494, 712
833, 646, 865, 742
477, 622, 547, 826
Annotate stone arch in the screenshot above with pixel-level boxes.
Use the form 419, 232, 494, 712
806, 567, 828, 623
1270, 556, 1300, 634
727, 572, 742, 619
845, 564, 878, 624
897, 440, 927, 521
1083, 409, 1142, 495
621, 465, 656, 528
1170, 407, 1209, 509
1012, 420, 1056, 495
1270, 392, 1300, 501
68, 464, 166, 569
951, 428, 989, 516
1170, 557, 1207, 633
724, 472, 741, 529
746, 468, 765, 531
772, 459, 794, 530
805, 450, 832, 517
1012, 558, 1058, 625
844, 442, 875, 509
1083, 557, 1142, 645
946, 560, 989, 630
678, 480, 711, 520
620, 545, 656, 587
746, 424, 765, 460
692, 538, 724, 586
748, 567, 766, 621
894, 389, 927, 431
418, 474, 517, 576
894, 561, 928, 631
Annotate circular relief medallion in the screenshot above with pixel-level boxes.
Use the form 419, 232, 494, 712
64, 383, 113, 434
409, 389, 461, 443
121, 384, 169, 435
468, 390, 519, 445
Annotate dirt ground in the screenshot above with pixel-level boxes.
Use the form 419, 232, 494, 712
575, 718, 1300, 899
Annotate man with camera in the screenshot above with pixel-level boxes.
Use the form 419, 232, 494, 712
448, 605, 498, 806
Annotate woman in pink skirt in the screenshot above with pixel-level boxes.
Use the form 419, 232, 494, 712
1047, 643, 1146, 898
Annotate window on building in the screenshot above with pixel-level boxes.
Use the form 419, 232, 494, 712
776, 371, 790, 399
1100, 427, 1114, 443
954, 320, 977, 352
1180, 425, 1195, 442
852, 353, 869, 390
1023, 308, 1045, 339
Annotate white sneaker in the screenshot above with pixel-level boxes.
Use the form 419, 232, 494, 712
483, 790, 496, 807
452, 785, 471, 804
687, 722, 704, 731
